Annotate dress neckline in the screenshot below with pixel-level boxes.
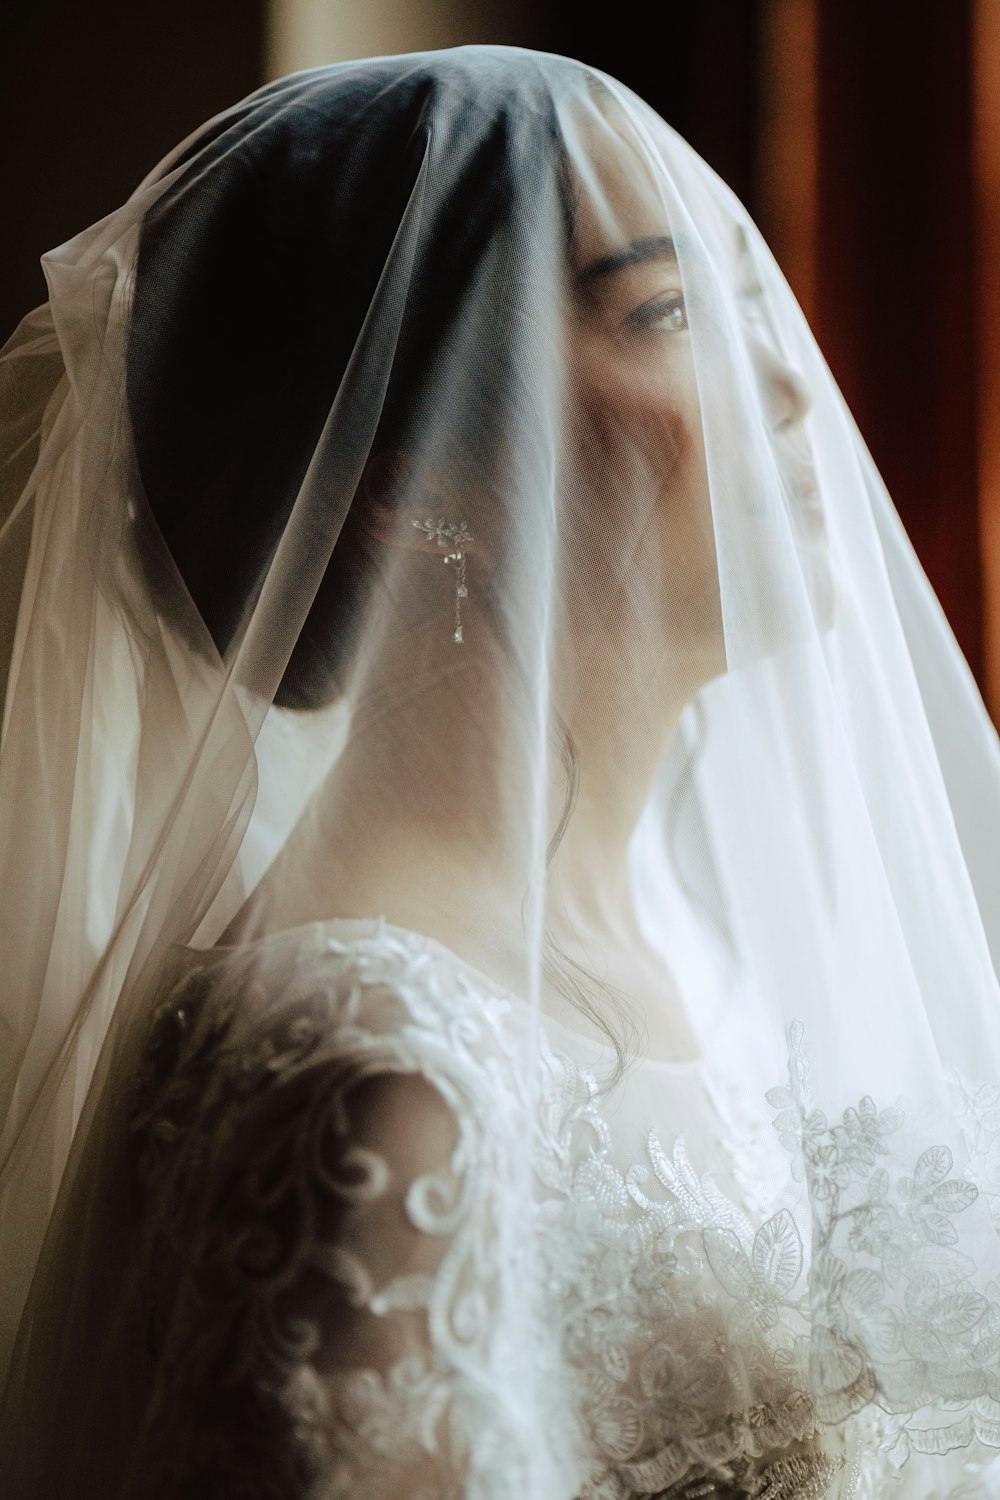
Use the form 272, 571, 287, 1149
175, 912, 706, 1075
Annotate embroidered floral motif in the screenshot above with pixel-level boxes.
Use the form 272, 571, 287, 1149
529, 1031, 834, 1498
947, 1075, 1000, 1233
129, 928, 554, 1498
128, 928, 1000, 1498
767, 1019, 1000, 1473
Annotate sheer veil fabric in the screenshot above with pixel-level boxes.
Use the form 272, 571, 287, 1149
1, 44, 999, 1498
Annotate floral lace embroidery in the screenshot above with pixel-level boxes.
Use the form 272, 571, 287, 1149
704, 1067, 794, 1223
128, 927, 1000, 1498
129, 929, 556, 1498
530, 1034, 841, 1498
946, 1074, 1000, 1234
767, 1019, 1000, 1475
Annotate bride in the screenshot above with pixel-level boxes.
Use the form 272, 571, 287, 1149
1, 45, 999, 1499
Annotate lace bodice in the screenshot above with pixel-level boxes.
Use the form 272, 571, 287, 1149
126, 918, 995, 1499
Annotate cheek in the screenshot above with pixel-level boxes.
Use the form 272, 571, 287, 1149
573, 355, 695, 483
565, 348, 721, 654
569, 346, 710, 555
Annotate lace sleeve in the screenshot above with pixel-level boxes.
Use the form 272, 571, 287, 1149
126, 930, 557, 1500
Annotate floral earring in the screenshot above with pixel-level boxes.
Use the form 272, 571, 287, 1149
411, 517, 473, 644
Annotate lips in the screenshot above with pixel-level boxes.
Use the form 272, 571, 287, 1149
781, 467, 827, 555
796, 504, 827, 545
786, 463, 819, 504
771, 453, 834, 619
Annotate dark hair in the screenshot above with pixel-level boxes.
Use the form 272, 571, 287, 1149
127, 49, 584, 709
127, 50, 647, 1080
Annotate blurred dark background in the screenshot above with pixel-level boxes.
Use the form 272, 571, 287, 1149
5, 0, 998, 717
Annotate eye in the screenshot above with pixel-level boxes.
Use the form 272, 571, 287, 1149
626, 292, 688, 334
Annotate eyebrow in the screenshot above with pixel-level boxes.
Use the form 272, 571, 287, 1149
577, 234, 679, 283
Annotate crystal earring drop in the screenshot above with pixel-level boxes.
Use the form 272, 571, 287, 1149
412, 517, 473, 644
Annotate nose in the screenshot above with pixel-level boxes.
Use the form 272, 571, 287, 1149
748, 332, 812, 434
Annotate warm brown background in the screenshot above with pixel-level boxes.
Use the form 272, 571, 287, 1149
5, 0, 998, 718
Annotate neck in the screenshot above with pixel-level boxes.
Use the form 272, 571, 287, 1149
231, 623, 699, 961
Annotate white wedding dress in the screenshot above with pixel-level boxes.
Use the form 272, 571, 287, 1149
125, 916, 992, 1499
3, 48, 1000, 1500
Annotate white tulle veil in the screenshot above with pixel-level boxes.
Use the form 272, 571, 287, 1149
1, 43, 999, 1494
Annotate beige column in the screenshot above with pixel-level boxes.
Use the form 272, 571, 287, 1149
756, 0, 819, 324
266, 0, 536, 79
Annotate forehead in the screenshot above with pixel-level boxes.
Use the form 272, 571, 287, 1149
561, 99, 745, 286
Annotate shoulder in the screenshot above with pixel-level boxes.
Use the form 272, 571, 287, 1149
130, 919, 530, 1199
162, 917, 517, 1067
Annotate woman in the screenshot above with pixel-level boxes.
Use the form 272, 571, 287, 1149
1, 44, 999, 1498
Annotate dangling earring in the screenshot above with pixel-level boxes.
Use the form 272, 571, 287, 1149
412, 517, 472, 645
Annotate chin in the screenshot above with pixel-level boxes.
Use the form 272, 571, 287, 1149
801, 541, 838, 638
